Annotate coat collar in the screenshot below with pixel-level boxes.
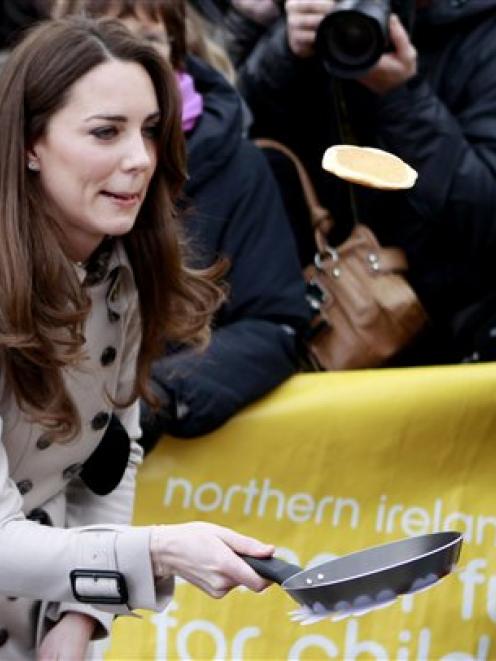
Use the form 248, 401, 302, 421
74, 238, 133, 288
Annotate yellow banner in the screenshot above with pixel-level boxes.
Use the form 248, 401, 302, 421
106, 365, 496, 660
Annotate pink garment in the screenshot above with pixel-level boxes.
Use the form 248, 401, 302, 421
175, 71, 203, 132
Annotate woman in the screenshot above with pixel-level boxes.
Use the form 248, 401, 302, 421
186, 2, 236, 84
54, 0, 309, 445
0, 17, 272, 660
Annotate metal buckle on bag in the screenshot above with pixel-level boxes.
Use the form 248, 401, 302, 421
305, 278, 331, 340
306, 279, 327, 310
367, 252, 381, 272
70, 569, 128, 605
315, 246, 340, 278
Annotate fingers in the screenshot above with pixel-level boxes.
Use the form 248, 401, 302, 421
201, 548, 272, 595
180, 548, 270, 597
358, 14, 417, 94
286, 0, 334, 22
225, 556, 273, 593
232, 0, 282, 25
150, 522, 274, 598
216, 525, 275, 557
389, 14, 417, 73
209, 525, 275, 592
286, 0, 334, 14
286, 0, 334, 57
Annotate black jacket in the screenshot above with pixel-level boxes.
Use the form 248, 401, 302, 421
141, 58, 308, 444
238, 1, 496, 352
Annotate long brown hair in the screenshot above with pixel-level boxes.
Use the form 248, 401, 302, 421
0, 17, 223, 441
185, 3, 236, 83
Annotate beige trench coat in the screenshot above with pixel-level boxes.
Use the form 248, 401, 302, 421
0, 241, 173, 659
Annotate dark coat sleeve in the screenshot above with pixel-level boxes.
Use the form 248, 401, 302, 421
141, 140, 309, 443
236, 20, 313, 133
373, 35, 496, 262
240, 16, 496, 261
350, 19, 496, 316
237, 13, 496, 316
223, 8, 269, 68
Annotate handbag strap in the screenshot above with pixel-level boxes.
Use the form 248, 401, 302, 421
255, 137, 407, 272
255, 138, 335, 243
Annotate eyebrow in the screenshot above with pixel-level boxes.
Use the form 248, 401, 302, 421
85, 111, 161, 123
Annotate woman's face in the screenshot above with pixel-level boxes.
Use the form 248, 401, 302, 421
30, 58, 160, 262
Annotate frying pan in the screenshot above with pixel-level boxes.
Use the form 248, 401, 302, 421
242, 531, 462, 618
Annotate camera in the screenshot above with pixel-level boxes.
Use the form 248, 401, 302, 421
315, 0, 416, 78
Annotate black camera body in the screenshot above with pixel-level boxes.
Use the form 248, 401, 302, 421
315, 0, 416, 78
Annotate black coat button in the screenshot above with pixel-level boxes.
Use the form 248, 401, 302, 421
27, 508, 52, 526
36, 434, 52, 450
108, 310, 120, 323
91, 412, 110, 431
0, 629, 9, 646
16, 479, 33, 495
100, 346, 117, 366
62, 463, 83, 481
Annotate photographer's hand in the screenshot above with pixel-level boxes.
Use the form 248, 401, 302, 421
358, 14, 417, 94
232, 0, 282, 26
286, 0, 335, 58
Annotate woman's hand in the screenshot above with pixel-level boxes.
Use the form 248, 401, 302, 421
285, 0, 335, 58
37, 612, 96, 661
150, 522, 275, 598
358, 14, 417, 94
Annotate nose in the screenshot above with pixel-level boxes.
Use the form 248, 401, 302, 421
121, 133, 155, 173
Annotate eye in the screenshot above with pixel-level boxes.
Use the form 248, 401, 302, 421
90, 126, 119, 141
142, 123, 160, 140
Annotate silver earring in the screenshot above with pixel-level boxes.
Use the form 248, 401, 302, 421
27, 161, 39, 172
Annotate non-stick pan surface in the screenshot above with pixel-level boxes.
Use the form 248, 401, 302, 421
243, 531, 462, 614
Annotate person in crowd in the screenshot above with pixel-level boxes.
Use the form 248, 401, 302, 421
228, 0, 496, 365
220, 0, 283, 69
0, 0, 49, 65
185, 1, 257, 132
0, 16, 274, 660
186, 2, 236, 83
54, 0, 309, 448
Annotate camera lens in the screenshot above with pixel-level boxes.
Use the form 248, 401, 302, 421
315, 1, 390, 78
324, 12, 379, 65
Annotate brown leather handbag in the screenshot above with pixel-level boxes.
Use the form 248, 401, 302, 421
256, 138, 428, 370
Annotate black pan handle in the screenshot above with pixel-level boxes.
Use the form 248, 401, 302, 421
239, 555, 302, 585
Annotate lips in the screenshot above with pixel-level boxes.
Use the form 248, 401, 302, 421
101, 191, 140, 201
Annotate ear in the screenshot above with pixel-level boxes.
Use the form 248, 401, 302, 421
26, 146, 40, 172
